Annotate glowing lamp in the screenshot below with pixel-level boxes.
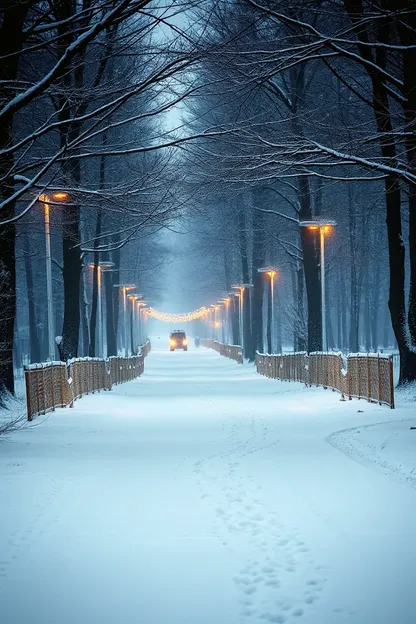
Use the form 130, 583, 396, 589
52, 192, 70, 201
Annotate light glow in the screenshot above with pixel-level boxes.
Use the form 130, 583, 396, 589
148, 306, 209, 323
52, 192, 70, 201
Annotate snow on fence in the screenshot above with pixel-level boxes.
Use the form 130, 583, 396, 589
24, 341, 151, 421
201, 339, 243, 364
256, 351, 395, 409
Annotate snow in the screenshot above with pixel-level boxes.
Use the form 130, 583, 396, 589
1, 342, 416, 624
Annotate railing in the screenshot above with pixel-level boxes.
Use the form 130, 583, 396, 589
256, 351, 395, 409
25, 340, 151, 421
68, 358, 110, 403
201, 339, 243, 364
108, 355, 144, 385
25, 362, 70, 421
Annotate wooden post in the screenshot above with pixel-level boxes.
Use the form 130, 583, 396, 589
389, 356, 395, 409
42, 364, 46, 415
50, 364, 55, 412
377, 355, 382, 406
25, 368, 33, 422
367, 354, 371, 403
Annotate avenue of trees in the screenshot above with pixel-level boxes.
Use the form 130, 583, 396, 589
1, 0, 416, 403
180, 0, 416, 384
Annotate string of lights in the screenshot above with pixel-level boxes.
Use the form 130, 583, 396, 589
147, 306, 209, 323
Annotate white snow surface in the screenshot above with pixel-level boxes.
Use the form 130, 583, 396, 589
1, 343, 416, 624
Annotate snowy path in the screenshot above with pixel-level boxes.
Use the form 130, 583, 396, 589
1, 345, 416, 624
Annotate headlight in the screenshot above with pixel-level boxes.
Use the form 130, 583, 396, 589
170, 340, 176, 346
183, 339, 188, 345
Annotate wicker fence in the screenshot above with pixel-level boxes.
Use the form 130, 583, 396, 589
201, 339, 243, 364
256, 351, 395, 408
25, 341, 151, 421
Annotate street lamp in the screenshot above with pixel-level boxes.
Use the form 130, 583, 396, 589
258, 268, 278, 353
127, 294, 142, 354
299, 219, 336, 352
136, 300, 146, 346
141, 305, 149, 342
214, 304, 220, 339
113, 283, 135, 355
231, 283, 253, 355
89, 261, 114, 358
220, 297, 231, 343
38, 191, 70, 360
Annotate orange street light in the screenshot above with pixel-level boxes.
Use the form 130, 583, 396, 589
52, 191, 70, 201
258, 268, 279, 353
88, 261, 114, 357
38, 191, 70, 360
231, 283, 253, 353
114, 283, 136, 355
299, 219, 337, 351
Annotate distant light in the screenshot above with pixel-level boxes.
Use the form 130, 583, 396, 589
52, 192, 70, 201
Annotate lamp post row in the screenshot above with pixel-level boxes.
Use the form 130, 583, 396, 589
37, 190, 334, 359
206, 220, 336, 357
38, 190, 148, 359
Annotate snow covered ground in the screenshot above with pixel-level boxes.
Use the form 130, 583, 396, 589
1, 341, 416, 624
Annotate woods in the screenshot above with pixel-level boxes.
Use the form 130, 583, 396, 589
1, 0, 416, 404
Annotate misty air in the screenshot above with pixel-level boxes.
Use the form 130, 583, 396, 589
1, 2, 416, 623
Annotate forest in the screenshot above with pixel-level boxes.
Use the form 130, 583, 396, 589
1, 0, 416, 406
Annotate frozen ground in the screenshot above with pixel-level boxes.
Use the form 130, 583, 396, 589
1, 341, 416, 624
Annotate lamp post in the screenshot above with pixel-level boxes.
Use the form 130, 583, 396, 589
258, 268, 278, 353
220, 297, 231, 343
113, 283, 135, 355
89, 261, 114, 358
213, 304, 220, 340
299, 220, 336, 352
127, 294, 141, 354
231, 283, 253, 355
39, 191, 70, 360
141, 305, 149, 342
136, 300, 146, 346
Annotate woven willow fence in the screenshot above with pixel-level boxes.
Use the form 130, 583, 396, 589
201, 339, 243, 364
25, 341, 151, 421
256, 351, 395, 408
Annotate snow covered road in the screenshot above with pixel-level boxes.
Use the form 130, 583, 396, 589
1, 345, 416, 624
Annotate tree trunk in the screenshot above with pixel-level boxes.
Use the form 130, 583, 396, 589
237, 201, 252, 358
89, 207, 103, 357
395, 3, 416, 345
0, 3, 28, 399
104, 268, 117, 356
251, 190, 266, 357
297, 264, 306, 351
348, 188, 359, 352
298, 176, 321, 352
343, 0, 416, 381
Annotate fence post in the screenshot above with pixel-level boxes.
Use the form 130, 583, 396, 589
50, 365, 55, 411
389, 356, 395, 409
25, 368, 32, 422
377, 355, 382, 406
367, 354, 371, 403
41, 365, 47, 415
